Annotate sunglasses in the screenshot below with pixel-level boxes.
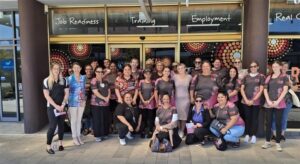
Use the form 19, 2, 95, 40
195, 61, 201, 64
95, 71, 104, 73
195, 100, 202, 103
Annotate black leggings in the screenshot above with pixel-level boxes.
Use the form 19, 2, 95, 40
185, 127, 210, 145
91, 105, 110, 137
265, 108, 283, 143
243, 104, 260, 136
140, 108, 156, 134
116, 122, 137, 139
47, 108, 64, 145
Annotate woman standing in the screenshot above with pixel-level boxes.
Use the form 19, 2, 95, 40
91, 66, 111, 142
43, 63, 68, 154
190, 61, 219, 110
115, 93, 142, 145
222, 67, 241, 105
152, 93, 181, 148
209, 91, 245, 148
104, 62, 119, 133
262, 61, 289, 152
272, 61, 298, 141
67, 62, 86, 145
139, 69, 156, 138
240, 61, 265, 144
115, 64, 138, 105
152, 61, 164, 80
173, 64, 192, 138
154, 67, 175, 107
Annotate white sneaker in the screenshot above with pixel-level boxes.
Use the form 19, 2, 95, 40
244, 135, 250, 143
126, 132, 134, 140
179, 131, 184, 138
250, 136, 256, 144
119, 138, 126, 145
95, 137, 102, 142
261, 142, 272, 149
276, 143, 283, 152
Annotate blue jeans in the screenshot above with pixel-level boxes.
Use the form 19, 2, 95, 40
272, 100, 293, 132
210, 125, 245, 143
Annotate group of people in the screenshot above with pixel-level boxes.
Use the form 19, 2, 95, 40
43, 56, 299, 154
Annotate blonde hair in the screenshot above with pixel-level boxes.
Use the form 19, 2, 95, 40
48, 63, 63, 90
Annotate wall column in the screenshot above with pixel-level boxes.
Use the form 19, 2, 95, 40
19, 0, 49, 133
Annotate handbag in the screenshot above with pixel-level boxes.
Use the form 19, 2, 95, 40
150, 138, 160, 152
214, 135, 227, 151
150, 137, 172, 153
210, 119, 225, 132
210, 109, 225, 132
185, 122, 195, 134
289, 89, 300, 107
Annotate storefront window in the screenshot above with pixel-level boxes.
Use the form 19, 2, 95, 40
0, 11, 13, 39
181, 4, 242, 33
180, 41, 242, 68
0, 48, 17, 118
269, 3, 300, 35
107, 6, 178, 34
49, 8, 105, 35
268, 38, 300, 66
50, 44, 106, 76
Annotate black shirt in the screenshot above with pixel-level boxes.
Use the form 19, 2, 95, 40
114, 103, 140, 125
43, 77, 68, 109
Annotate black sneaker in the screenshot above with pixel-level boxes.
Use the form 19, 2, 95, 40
147, 132, 153, 139
281, 135, 286, 141
82, 129, 90, 136
140, 133, 146, 139
231, 141, 240, 148
46, 148, 55, 154
271, 135, 276, 142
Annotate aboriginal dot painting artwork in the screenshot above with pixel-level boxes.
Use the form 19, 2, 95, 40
50, 44, 105, 76
181, 39, 300, 68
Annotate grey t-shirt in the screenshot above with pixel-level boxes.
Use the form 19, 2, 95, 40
155, 78, 175, 97
139, 80, 155, 100
190, 74, 219, 100
241, 73, 265, 105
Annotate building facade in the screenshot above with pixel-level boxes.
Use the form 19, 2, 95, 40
0, 0, 299, 133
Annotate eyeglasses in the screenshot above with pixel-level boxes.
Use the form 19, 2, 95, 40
250, 65, 258, 68
195, 100, 202, 103
195, 61, 201, 64
95, 71, 104, 73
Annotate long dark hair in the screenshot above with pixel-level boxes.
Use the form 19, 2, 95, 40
222, 67, 239, 89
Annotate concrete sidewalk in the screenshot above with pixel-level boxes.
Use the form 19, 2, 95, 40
0, 132, 299, 164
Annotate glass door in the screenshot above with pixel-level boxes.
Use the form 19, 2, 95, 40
0, 47, 19, 121
143, 44, 178, 68
108, 44, 142, 70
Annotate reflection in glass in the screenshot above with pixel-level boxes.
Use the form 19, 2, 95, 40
15, 12, 20, 39
108, 6, 177, 34
0, 11, 13, 39
145, 48, 175, 65
0, 49, 17, 117
110, 48, 140, 70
